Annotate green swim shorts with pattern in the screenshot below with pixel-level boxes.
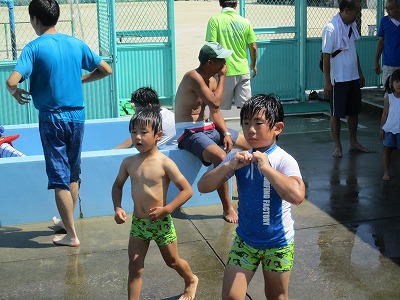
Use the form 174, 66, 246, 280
130, 214, 177, 246
227, 235, 294, 272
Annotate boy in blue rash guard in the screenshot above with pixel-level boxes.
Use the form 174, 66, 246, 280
6, 0, 112, 247
198, 94, 305, 300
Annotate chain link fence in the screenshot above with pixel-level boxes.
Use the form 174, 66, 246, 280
244, 0, 379, 39
307, 0, 379, 37
245, 0, 296, 39
1, 0, 381, 60
0, 0, 100, 60
115, 0, 168, 44
0, 0, 170, 61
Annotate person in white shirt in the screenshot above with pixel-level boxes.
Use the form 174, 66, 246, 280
114, 87, 176, 149
322, 0, 369, 158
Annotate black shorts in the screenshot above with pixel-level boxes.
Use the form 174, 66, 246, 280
331, 80, 362, 118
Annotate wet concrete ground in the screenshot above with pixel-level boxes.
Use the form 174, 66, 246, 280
1, 92, 400, 299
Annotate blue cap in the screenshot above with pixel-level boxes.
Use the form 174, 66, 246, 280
0, 124, 4, 135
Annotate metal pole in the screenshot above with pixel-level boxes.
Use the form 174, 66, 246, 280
299, 0, 306, 102
168, 0, 176, 109
3, 0, 17, 60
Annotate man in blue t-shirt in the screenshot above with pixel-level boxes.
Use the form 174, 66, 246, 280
6, 0, 112, 247
374, 0, 400, 86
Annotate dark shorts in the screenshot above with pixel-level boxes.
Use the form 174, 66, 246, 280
39, 120, 84, 190
331, 80, 362, 118
383, 131, 400, 149
178, 127, 239, 166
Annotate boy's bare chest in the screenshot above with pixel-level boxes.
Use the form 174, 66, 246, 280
130, 161, 165, 186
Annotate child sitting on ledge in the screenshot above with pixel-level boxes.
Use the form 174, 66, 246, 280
0, 124, 25, 158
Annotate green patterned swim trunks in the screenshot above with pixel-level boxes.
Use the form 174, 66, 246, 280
130, 214, 177, 246
227, 235, 294, 272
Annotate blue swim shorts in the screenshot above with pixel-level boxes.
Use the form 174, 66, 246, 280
178, 127, 239, 166
39, 120, 84, 190
383, 131, 400, 149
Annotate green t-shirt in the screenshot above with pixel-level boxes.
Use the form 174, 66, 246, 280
206, 10, 256, 76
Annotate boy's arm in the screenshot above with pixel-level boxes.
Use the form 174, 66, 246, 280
111, 159, 129, 224
198, 151, 252, 193
379, 96, 389, 139
6, 71, 31, 105
190, 66, 226, 109
209, 107, 233, 152
374, 37, 384, 75
162, 159, 193, 212
82, 60, 112, 84
253, 151, 305, 205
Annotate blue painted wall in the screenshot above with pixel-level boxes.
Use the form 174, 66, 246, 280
0, 119, 227, 226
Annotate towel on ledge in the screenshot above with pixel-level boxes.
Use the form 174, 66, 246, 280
331, 13, 360, 51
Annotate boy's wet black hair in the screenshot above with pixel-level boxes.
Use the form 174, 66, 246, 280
384, 69, 400, 94
129, 107, 162, 135
29, 0, 60, 27
131, 86, 160, 109
240, 93, 284, 129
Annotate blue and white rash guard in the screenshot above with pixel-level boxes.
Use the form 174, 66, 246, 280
224, 144, 302, 249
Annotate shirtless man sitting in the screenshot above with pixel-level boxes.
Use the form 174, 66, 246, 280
174, 42, 250, 223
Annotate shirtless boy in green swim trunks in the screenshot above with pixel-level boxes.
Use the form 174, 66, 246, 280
112, 107, 198, 300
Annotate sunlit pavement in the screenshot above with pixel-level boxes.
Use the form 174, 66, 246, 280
1, 92, 400, 299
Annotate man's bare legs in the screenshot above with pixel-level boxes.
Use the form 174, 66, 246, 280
347, 115, 369, 153
52, 182, 80, 247
128, 236, 150, 300
330, 116, 343, 158
331, 115, 369, 158
203, 144, 238, 223
53, 181, 79, 229
159, 241, 198, 300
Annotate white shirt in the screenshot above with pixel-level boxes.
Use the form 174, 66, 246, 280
159, 108, 176, 147
383, 93, 400, 134
322, 21, 359, 84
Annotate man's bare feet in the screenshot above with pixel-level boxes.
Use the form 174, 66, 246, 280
383, 173, 390, 181
52, 216, 65, 229
53, 234, 80, 247
332, 147, 343, 158
179, 275, 198, 300
223, 207, 238, 223
349, 142, 369, 153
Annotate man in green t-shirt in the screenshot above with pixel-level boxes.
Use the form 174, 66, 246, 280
206, 0, 257, 110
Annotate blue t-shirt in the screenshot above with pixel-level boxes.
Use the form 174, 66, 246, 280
223, 144, 302, 249
14, 33, 102, 121
378, 16, 400, 67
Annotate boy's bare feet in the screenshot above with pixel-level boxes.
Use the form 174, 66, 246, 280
52, 216, 65, 229
179, 275, 198, 300
349, 142, 369, 153
383, 173, 390, 181
53, 234, 80, 247
332, 146, 343, 158
223, 207, 238, 223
